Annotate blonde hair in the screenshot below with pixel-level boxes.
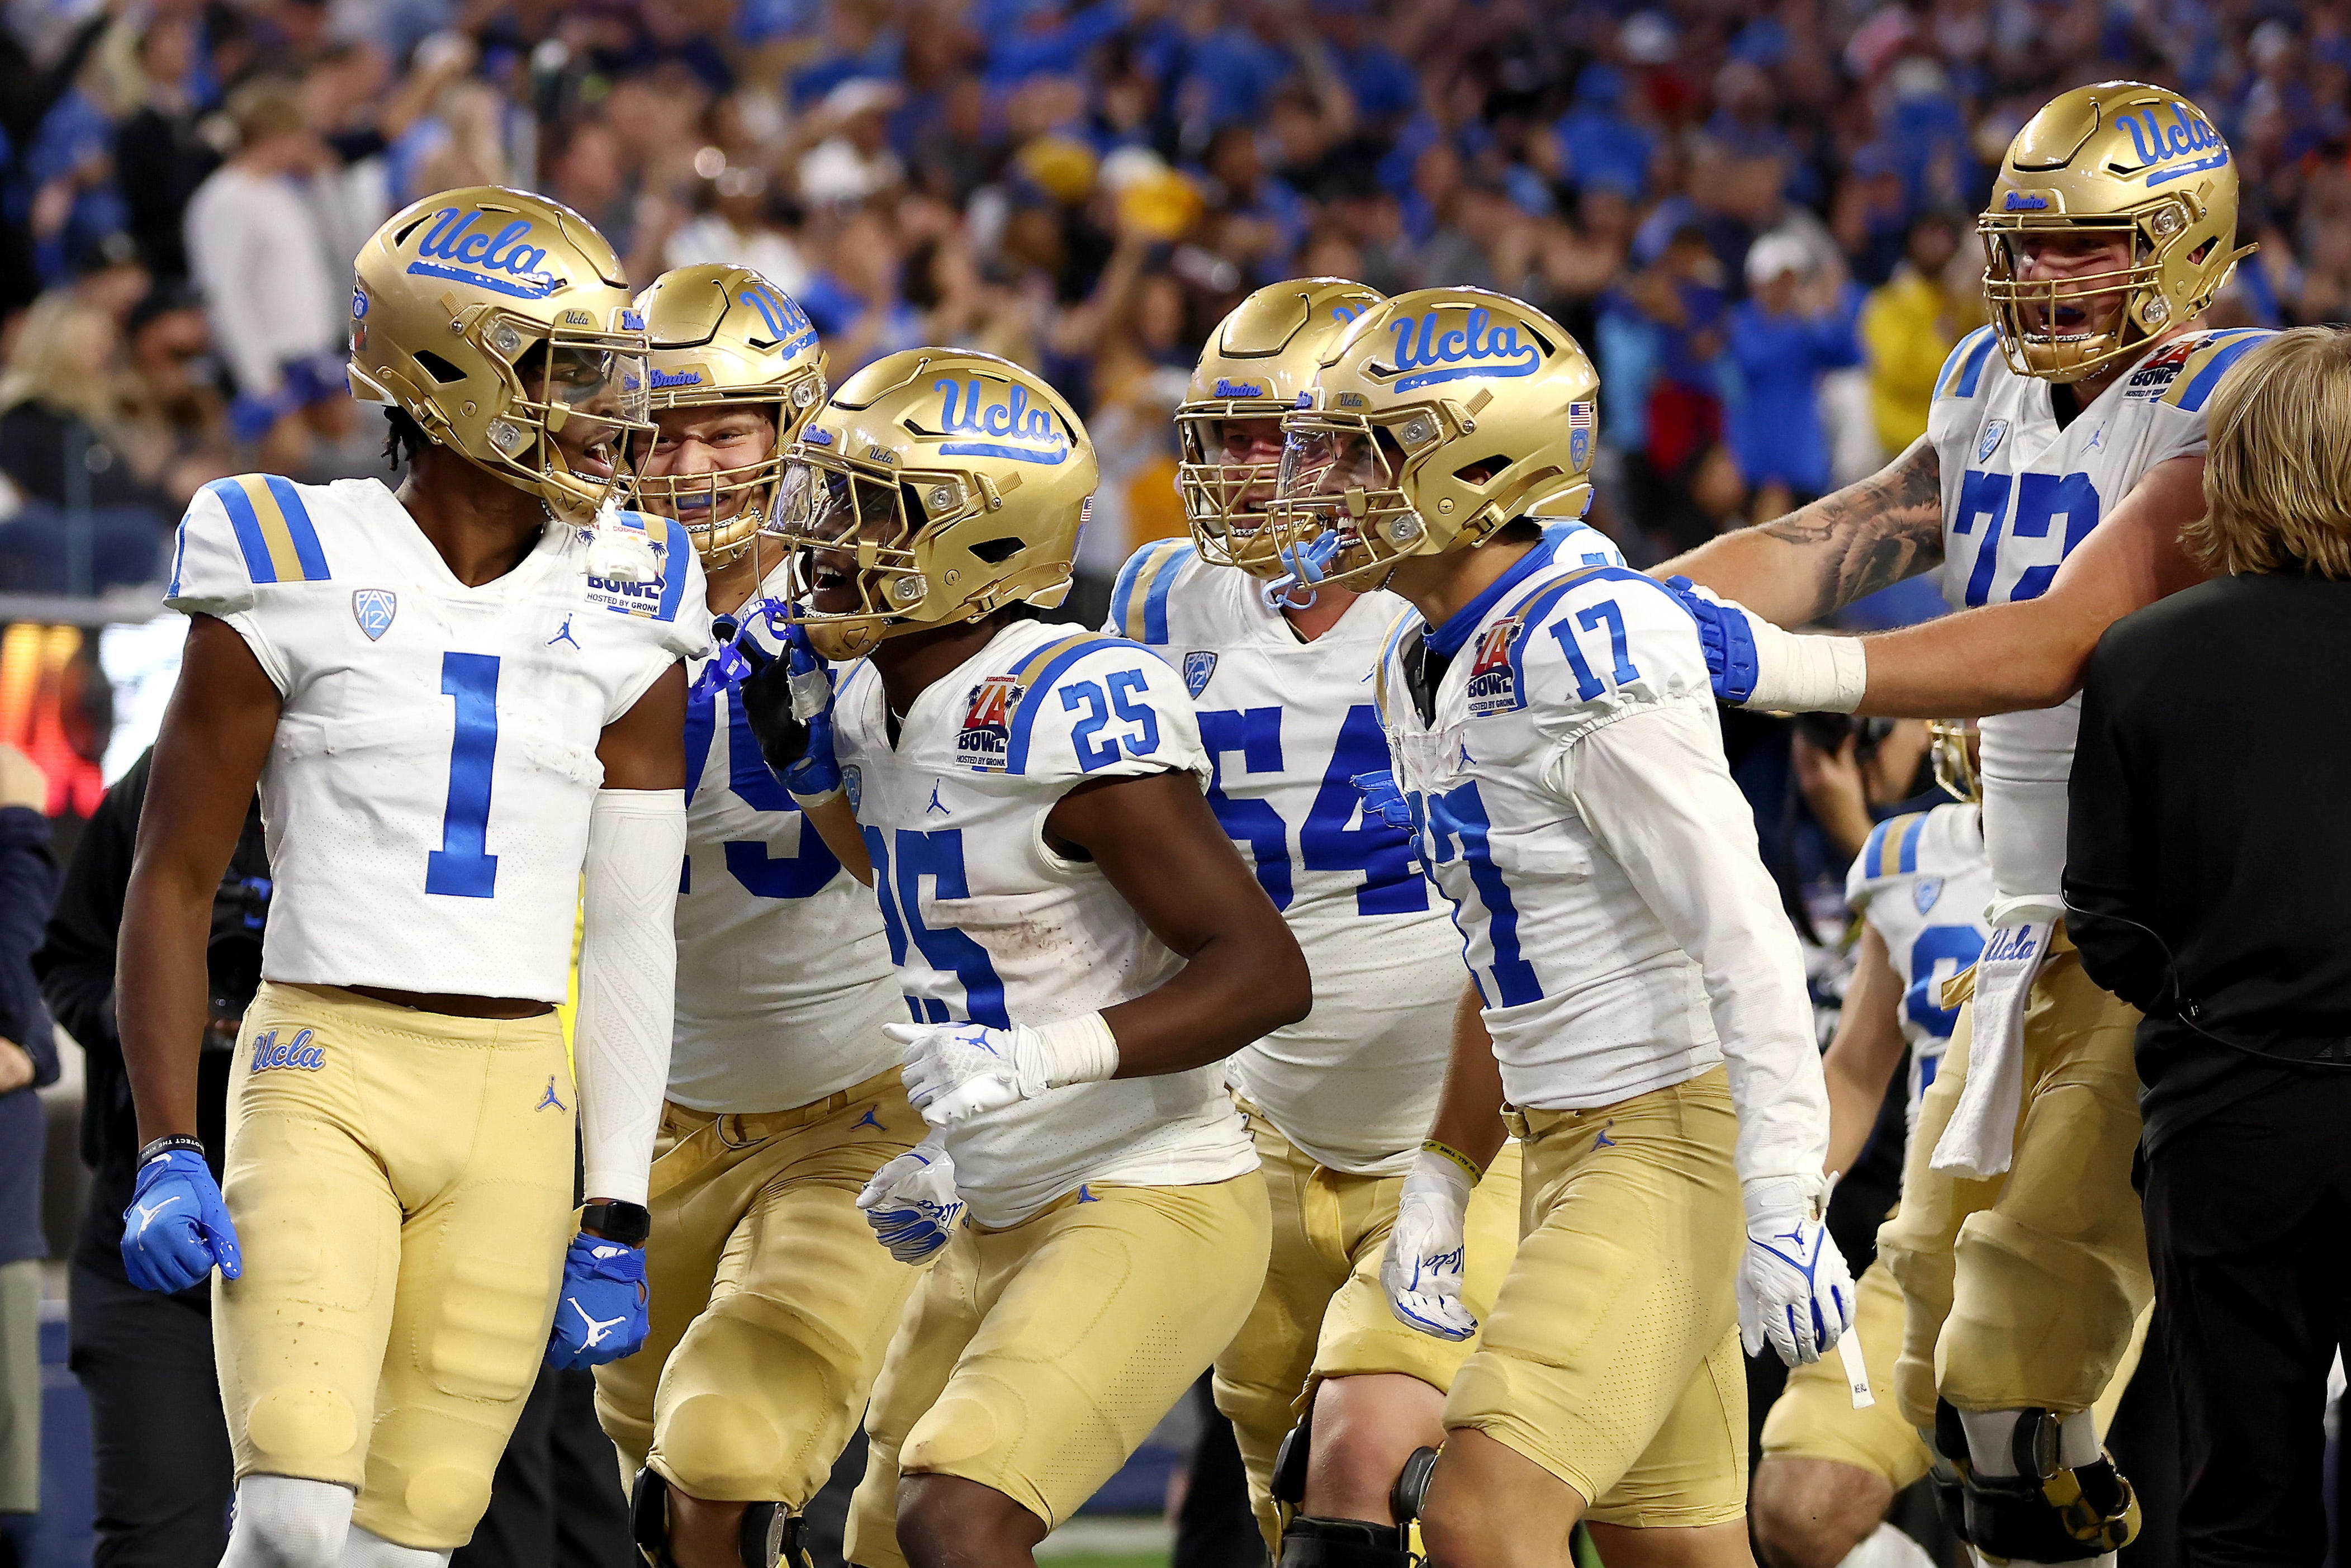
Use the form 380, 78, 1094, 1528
2189, 325, 2351, 580
0, 294, 130, 425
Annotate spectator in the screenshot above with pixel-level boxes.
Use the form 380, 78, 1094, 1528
110, 11, 221, 285
1726, 231, 1861, 519
664, 164, 812, 292
2067, 326, 2351, 1568
181, 77, 345, 468
1859, 210, 1975, 457
0, 743, 55, 1568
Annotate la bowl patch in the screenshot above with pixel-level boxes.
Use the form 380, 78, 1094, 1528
1464, 617, 1524, 716
956, 675, 1025, 771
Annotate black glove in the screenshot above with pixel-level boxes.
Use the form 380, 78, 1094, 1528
733, 629, 841, 794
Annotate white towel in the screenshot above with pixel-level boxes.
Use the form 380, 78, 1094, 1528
1930, 897, 2064, 1179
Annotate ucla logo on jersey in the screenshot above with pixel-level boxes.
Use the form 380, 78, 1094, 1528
249, 1027, 324, 1073
1914, 875, 1944, 915
1387, 306, 1542, 392
935, 378, 1069, 465
1183, 650, 1218, 697
2124, 337, 2197, 400
406, 207, 560, 300
2120, 101, 2228, 187
956, 675, 1025, 771
352, 589, 397, 641
1463, 617, 1524, 717
1976, 419, 2009, 463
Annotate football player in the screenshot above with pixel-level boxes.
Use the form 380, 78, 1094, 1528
592, 263, 925, 1568
1271, 286, 1848, 1567
1105, 277, 1622, 1566
1663, 83, 2260, 1560
115, 187, 708, 1567
756, 348, 1307, 1568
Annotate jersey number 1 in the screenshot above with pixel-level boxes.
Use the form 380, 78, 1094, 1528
427, 652, 500, 898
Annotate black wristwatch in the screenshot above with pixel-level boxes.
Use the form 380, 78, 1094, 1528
579, 1200, 651, 1247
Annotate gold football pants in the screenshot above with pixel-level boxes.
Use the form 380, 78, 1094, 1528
845, 1176, 1271, 1565
1762, 1224, 2149, 1484
593, 1069, 926, 1505
1877, 926, 2154, 1428
1443, 1068, 1748, 1529
214, 983, 577, 1550
1212, 1109, 1522, 1550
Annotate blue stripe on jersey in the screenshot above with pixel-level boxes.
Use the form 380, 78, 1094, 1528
206, 478, 279, 584
1004, 633, 1154, 773
682, 678, 721, 808
1108, 540, 1187, 643
2170, 329, 2271, 413
1140, 542, 1191, 644
655, 517, 691, 622
262, 476, 329, 581
1897, 812, 1927, 874
1934, 327, 1998, 401
1859, 817, 1896, 881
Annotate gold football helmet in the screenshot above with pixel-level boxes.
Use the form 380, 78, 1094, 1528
630, 263, 828, 567
1930, 717, 1981, 804
350, 186, 650, 524
770, 348, 1097, 659
1179, 277, 1384, 576
1271, 287, 1599, 590
1980, 82, 2253, 382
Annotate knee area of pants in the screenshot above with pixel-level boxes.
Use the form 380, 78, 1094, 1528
657, 1394, 789, 1497
354, 1464, 491, 1548
245, 1389, 361, 1465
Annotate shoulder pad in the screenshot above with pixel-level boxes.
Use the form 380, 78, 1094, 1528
2155, 328, 2274, 413
1931, 326, 2001, 404
1483, 565, 1707, 733
1846, 810, 1932, 912
955, 631, 1204, 781
169, 475, 333, 601
1106, 538, 1198, 645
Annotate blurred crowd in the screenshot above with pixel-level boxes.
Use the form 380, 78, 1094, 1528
0, 0, 2345, 601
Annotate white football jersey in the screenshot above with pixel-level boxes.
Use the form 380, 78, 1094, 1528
833, 617, 1255, 1226
1377, 534, 1827, 1182
1106, 522, 1625, 1174
1930, 324, 2272, 902
672, 589, 900, 1114
1844, 802, 1993, 1130
165, 475, 710, 1003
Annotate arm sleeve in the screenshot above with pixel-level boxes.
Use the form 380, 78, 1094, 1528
1563, 703, 1831, 1186
2063, 632, 2165, 1011
573, 787, 687, 1207
0, 807, 58, 1087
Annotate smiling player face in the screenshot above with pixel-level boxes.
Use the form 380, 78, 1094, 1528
2003, 230, 2139, 343
638, 406, 778, 522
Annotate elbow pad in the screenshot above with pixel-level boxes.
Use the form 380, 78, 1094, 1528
575, 788, 685, 1207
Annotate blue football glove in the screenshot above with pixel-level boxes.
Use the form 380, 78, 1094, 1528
1349, 769, 1415, 832
121, 1148, 241, 1294
544, 1233, 650, 1370
856, 1135, 965, 1264
735, 620, 842, 797
1663, 575, 1761, 704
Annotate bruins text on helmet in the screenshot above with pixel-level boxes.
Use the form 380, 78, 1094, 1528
348, 184, 651, 525
1269, 286, 1599, 591
631, 263, 828, 569
769, 348, 1097, 660
1178, 277, 1383, 576
1980, 81, 2254, 382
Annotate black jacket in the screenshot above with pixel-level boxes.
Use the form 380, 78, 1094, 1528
2066, 574, 2351, 1158
32, 750, 268, 1295
0, 804, 57, 1268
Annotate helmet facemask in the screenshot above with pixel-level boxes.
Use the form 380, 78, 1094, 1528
1269, 401, 1484, 591
1980, 195, 2235, 383
456, 309, 652, 523
1177, 401, 1294, 576
1930, 718, 1982, 804
631, 392, 815, 570
770, 446, 1002, 660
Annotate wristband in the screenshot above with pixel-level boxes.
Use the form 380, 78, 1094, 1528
1750, 629, 1869, 714
138, 1134, 206, 1167
1036, 1012, 1121, 1088
579, 1199, 652, 1247
1421, 1139, 1485, 1185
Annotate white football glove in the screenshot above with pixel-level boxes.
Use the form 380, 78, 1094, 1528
1381, 1149, 1477, 1342
1738, 1175, 1856, 1366
888, 1013, 1120, 1128
856, 1134, 965, 1264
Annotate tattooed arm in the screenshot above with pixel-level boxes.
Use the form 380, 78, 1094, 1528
1656, 436, 1945, 626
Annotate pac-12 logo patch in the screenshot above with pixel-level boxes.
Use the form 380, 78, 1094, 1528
1463, 617, 1524, 716
249, 1027, 324, 1073
842, 764, 863, 812
1183, 650, 1218, 697
1976, 419, 2009, 463
1914, 875, 1944, 915
956, 675, 1025, 771
352, 589, 396, 641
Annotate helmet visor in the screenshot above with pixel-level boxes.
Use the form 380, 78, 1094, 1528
769, 451, 927, 627
496, 322, 653, 509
